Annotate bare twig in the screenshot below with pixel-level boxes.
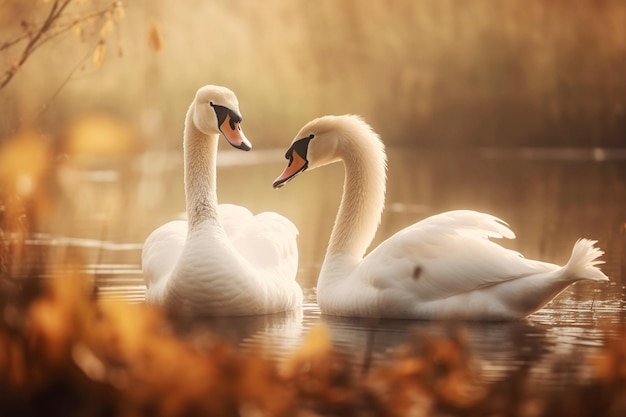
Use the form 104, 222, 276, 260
38, 42, 96, 115
0, 0, 122, 91
0, 0, 73, 89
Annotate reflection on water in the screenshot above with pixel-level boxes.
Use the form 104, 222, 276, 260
37, 148, 626, 388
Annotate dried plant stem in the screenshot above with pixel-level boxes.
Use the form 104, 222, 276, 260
38, 42, 96, 115
0, 0, 121, 91
0, 0, 73, 90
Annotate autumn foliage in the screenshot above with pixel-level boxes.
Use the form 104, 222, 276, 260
0, 260, 626, 417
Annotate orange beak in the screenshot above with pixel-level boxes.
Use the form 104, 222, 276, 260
273, 149, 308, 189
220, 114, 251, 151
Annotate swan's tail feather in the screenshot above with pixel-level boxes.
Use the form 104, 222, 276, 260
563, 238, 609, 282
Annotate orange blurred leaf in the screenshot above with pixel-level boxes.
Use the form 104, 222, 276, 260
92, 40, 105, 68
0, 131, 49, 197
147, 21, 162, 52
71, 20, 83, 40
99, 17, 115, 38
113, 1, 125, 20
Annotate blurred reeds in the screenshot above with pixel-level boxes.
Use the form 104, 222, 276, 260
1, 250, 626, 416
1, 0, 625, 150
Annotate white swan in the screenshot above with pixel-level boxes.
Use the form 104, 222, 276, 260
273, 115, 608, 320
142, 85, 302, 316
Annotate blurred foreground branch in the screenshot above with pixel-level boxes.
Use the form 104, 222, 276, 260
0, 0, 124, 90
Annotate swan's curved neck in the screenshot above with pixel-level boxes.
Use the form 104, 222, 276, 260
326, 132, 387, 264
183, 104, 219, 229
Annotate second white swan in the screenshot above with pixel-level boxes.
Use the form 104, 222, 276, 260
142, 85, 302, 316
273, 114, 608, 320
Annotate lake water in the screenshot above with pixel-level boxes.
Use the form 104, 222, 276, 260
33, 146, 626, 388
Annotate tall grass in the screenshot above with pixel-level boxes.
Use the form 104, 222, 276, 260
296, 0, 626, 147
1, 0, 625, 149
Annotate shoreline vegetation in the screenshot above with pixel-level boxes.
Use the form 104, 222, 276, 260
0, 229, 625, 417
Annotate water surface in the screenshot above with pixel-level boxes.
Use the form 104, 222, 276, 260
38, 147, 626, 387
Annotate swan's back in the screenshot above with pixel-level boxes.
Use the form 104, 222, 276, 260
219, 204, 299, 281
324, 210, 608, 319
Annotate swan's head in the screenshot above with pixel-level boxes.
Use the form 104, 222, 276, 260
273, 115, 375, 189
192, 85, 251, 151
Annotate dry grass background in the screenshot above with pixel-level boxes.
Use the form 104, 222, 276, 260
1, 0, 625, 151
1, 0, 624, 239
1, 0, 624, 252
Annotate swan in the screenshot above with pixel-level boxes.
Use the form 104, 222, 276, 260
272, 114, 608, 320
142, 85, 302, 316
